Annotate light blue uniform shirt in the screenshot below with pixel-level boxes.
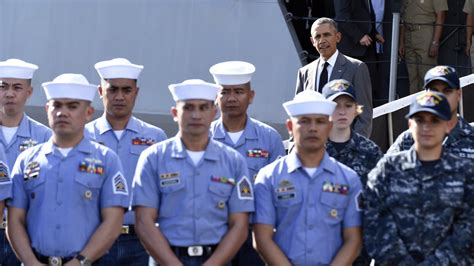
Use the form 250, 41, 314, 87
85, 115, 167, 224
254, 151, 362, 266
132, 136, 255, 246
210, 117, 285, 181
9, 138, 130, 257
0, 145, 11, 201
0, 114, 52, 170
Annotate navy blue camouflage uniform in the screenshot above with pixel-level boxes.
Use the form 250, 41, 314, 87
364, 148, 474, 265
326, 130, 383, 187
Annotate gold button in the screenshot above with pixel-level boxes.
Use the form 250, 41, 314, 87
217, 200, 225, 209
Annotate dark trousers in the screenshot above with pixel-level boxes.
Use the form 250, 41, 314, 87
94, 233, 148, 266
0, 229, 21, 266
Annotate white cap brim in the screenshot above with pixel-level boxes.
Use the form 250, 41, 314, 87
0, 59, 38, 79
42, 73, 97, 101
169, 79, 221, 101
95, 58, 143, 79
283, 100, 336, 117
210, 61, 255, 85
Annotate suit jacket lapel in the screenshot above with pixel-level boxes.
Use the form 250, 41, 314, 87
308, 59, 320, 91
330, 53, 346, 80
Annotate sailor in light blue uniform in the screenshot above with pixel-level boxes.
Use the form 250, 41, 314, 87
209, 61, 285, 265
0, 59, 51, 170
253, 90, 363, 266
7, 74, 130, 266
133, 79, 254, 266
209, 61, 285, 181
0, 58, 51, 266
0, 145, 10, 222
85, 58, 167, 266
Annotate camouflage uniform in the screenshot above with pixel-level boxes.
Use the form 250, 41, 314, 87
387, 116, 474, 159
364, 148, 474, 265
326, 130, 383, 187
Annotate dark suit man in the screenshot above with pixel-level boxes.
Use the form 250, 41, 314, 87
334, 0, 385, 104
295, 17, 373, 138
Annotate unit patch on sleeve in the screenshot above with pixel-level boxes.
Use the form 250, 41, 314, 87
0, 161, 10, 184
355, 190, 364, 212
112, 172, 129, 195
237, 176, 253, 200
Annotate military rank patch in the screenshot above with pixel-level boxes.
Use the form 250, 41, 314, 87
79, 158, 104, 175
160, 172, 180, 179
322, 181, 349, 195
19, 139, 38, 152
112, 172, 128, 195
24, 161, 40, 181
355, 190, 364, 212
0, 161, 10, 184
211, 175, 235, 186
237, 176, 253, 200
132, 137, 156, 146
247, 149, 269, 158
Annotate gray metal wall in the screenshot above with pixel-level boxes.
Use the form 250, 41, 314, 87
1, 0, 301, 137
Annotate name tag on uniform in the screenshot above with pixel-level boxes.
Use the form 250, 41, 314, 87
131, 137, 156, 146
160, 172, 181, 187
19, 139, 38, 152
24, 161, 40, 181
79, 158, 104, 175
247, 149, 269, 158
322, 181, 349, 195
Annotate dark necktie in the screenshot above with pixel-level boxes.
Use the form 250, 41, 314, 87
318, 62, 329, 92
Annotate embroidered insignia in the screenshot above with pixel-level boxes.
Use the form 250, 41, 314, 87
160, 172, 180, 179
112, 172, 128, 195
279, 179, 292, 187
237, 176, 253, 200
19, 139, 38, 152
24, 161, 40, 181
329, 80, 350, 92
0, 161, 10, 184
211, 175, 235, 185
416, 91, 442, 107
132, 137, 156, 146
429, 65, 451, 76
247, 149, 269, 158
79, 158, 104, 175
322, 181, 349, 195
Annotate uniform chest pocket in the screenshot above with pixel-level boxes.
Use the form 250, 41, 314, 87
130, 145, 147, 155
208, 183, 233, 200
274, 190, 302, 208
159, 179, 186, 217
75, 173, 104, 201
24, 175, 46, 190
320, 193, 348, 224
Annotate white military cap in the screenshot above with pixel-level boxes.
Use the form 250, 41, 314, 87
42, 74, 97, 101
283, 90, 336, 117
94, 58, 143, 79
209, 61, 255, 85
169, 79, 222, 102
0, 59, 38, 79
